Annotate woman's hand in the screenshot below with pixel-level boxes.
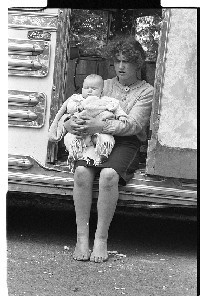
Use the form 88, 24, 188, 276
63, 117, 87, 138
79, 115, 104, 135
63, 116, 104, 137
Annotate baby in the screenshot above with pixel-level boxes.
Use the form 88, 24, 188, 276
49, 74, 128, 168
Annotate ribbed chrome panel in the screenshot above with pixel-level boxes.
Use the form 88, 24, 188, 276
8, 90, 46, 128
8, 39, 50, 77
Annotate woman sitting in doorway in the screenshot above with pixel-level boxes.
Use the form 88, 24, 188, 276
51, 35, 154, 262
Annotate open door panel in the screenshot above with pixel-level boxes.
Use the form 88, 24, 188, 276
146, 9, 197, 180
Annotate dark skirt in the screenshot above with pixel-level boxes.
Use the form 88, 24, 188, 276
74, 135, 141, 186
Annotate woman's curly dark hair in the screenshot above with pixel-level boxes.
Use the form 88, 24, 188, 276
102, 35, 146, 69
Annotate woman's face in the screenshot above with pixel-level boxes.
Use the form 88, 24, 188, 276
114, 53, 138, 85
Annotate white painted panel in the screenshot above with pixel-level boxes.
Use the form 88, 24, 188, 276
158, 9, 197, 149
8, 10, 58, 165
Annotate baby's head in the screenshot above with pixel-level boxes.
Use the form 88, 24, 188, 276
82, 74, 104, 99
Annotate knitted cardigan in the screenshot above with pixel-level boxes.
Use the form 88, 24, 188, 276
101, 77, 154, 141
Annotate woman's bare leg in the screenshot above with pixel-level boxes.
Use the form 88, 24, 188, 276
90, 168, 119, 262
73, 166, 96, 260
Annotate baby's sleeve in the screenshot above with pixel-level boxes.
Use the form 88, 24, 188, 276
104, 96, 127, 118
66, 94, 84, 114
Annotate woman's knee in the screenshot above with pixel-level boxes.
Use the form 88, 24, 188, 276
99, 168, 119, 189
74, 166, 94, 188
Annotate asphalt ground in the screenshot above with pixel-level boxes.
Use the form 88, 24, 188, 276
6, 193, 198, 296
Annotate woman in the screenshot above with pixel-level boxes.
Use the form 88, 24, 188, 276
63, 36, 154, 262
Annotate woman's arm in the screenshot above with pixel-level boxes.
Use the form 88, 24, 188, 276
101, 87, 153, 137
63, 87, 153, 139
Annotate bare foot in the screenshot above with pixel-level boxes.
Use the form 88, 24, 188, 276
73, 236, 90, 261
90, 238, 108, 263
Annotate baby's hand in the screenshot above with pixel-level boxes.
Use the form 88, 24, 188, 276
119, 116, 128, 124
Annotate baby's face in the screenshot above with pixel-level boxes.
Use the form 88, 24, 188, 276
82, 78, 103, 99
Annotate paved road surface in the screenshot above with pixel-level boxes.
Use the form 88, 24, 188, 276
6, 194, 198, 296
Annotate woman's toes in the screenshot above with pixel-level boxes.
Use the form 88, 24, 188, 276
90, 253, 98, 262
90, 252, 108, 263
73, 251, 90, 261
97, 256, 104, 263
90, 238, 108, 263
90, 254, 99, 263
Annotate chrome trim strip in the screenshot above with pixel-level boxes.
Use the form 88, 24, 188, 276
8, 157, 33, 170
132, 172, 197, 190
8, 42, 44, 54
8, 10, 59, 31
8, 58, 43, 70
124, 183, 197, 198
8, 154, 196, 206
8, 171, 197, 204
8, 171, 74, 185
8, 94, 39, 106
118, 191, 196, 203
8, 109, 37, 120
8, 24, 58, 31
8, 12, 59, 17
